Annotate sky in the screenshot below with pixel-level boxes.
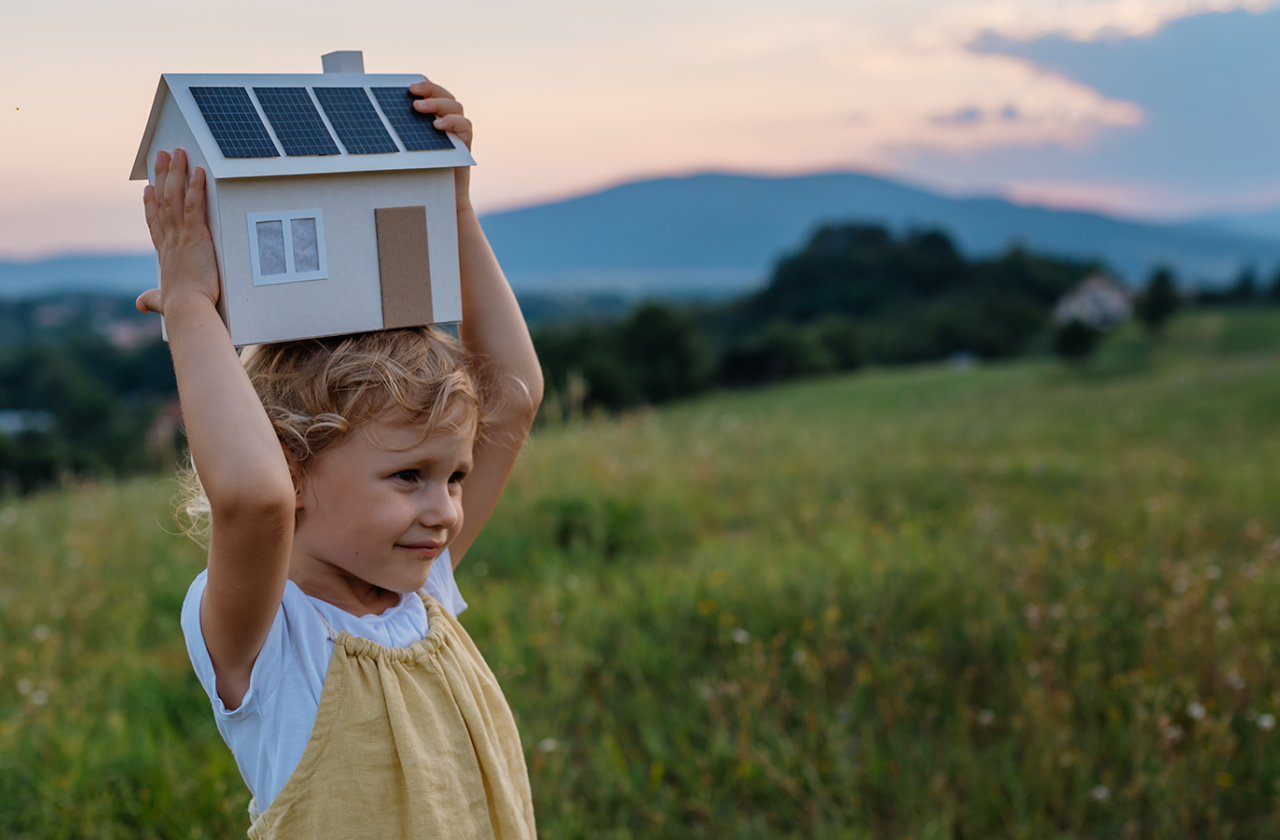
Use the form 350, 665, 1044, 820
2, 0, 1278, 258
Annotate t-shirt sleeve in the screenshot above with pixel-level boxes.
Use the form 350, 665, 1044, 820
180, 570, 285, 720
426, 549, 468, 616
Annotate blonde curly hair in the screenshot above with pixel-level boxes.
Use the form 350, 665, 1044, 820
177, 327, 485, 543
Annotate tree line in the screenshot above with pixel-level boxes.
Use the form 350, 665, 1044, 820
3, 226, 1280, 491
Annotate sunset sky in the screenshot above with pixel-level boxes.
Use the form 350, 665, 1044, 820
3, 0, 1279, 258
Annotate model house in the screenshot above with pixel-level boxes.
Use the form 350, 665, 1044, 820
130, 51, 475, 345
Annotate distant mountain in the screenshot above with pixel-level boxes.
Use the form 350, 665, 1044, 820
0, 254, 156, 300
481, 171, 1280, 293
6, 171, 1280, 300
1189, 207, 1280, 242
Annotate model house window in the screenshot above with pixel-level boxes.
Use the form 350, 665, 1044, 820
247, 209, 328, 285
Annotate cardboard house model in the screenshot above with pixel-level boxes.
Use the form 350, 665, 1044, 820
130, 51, 475, 345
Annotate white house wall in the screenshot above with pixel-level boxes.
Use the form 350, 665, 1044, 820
420, 169, 462, 325
217, 170, 459, 345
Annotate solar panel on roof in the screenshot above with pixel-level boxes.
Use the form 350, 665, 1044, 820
253, 87, 340, 157
190, 87, 280, 159
312, 87, 398, 154
371, 87, 456, 152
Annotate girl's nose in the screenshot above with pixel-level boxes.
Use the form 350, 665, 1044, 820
419, 484, 461, 531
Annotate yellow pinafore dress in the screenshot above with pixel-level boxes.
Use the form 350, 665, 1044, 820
246, 593, 536, 840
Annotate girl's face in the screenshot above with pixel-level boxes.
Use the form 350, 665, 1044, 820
289, 415, 475, 613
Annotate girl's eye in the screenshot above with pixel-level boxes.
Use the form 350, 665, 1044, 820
393, 469, 419, 483
449, 471, 467, 485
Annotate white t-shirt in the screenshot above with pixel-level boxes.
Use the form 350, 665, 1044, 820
180, 551, 468, 814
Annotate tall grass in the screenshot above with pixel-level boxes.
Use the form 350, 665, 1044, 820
2, 311, 1279, 838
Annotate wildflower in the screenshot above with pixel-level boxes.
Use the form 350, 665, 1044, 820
1050, 603, 1066, 619
1217, 772, 1234, 788
1026, 661, 1042, 678
538, 738, 558, 753
1217, 615, 1233, 631
32, 625, 50, 641
31, 689, 48, 706
1259, 714, 1276, 732
1226, 672, 1245, 691
731, 628, 750, 645
1091, 785, 1110, 802
1206, 565, 1222, 580
696, 599, 716, 615
564, 574, 580, 591
977, 709, 995, 726
1188, 702, 1206, 721
791, 649, 807, 666
1212, 594, 1228, 612
549, 611, 564, 626
1163, 725, 1184, 743
1172, 577, 1189, 594
1023, 604, 1041, 626
16, 679, 32, 695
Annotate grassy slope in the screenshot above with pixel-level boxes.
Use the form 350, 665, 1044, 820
1, 310, 1278, 838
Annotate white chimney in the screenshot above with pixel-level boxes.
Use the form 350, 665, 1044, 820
321, 51, 365, 73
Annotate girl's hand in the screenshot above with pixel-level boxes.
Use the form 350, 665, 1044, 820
137, 149, 221, 316
408, 79, 474, 215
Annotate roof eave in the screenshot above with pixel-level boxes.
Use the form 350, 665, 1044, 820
130, 76, 170, 181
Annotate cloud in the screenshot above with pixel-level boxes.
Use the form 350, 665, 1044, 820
895, 6, 1280, 216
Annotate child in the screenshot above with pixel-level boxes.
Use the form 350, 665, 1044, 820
138, 80, 543, 838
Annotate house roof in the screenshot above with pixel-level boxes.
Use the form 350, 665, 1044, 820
131, 73, 475, 181
1052, 273, 1134, 331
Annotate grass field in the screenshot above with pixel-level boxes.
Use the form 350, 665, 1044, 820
1, 309, 1279, 838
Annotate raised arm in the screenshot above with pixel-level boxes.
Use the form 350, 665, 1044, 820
139, 150, 296, 709
409, 80, 545, 564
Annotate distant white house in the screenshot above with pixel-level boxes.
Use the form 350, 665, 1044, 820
1052, 273, 1134, 332
131, 51, 475, 345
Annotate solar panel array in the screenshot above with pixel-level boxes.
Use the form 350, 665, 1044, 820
371, 87, 455, 151
312, 87, 399, 154
254, 87, 340, 157
190, 87, 280, 159
187, 84, 458, 160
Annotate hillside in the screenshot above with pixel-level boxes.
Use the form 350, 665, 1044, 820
2, 310, 1279, 837
6, 171, 1280, 299
481, 171, 1280, 291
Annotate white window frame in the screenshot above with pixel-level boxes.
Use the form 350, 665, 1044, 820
247, 209, 329, 286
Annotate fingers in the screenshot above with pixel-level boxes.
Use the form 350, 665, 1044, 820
431, 114, 472, 149
142, 185, 163, 251
413, 96, 464, 118
153, 150, 171, 203
160, 149, 187, 228
136, 288, 162, 314
409, 79, 455, 102
184, 167, 206, 229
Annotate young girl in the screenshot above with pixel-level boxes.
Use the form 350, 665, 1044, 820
138, 80, 542, 838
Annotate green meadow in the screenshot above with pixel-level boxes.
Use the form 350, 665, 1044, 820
1, 309, 1279, 838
